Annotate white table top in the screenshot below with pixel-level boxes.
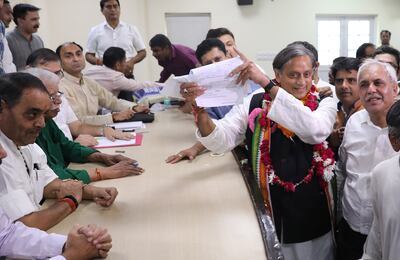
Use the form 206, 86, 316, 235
48, 108, 266, 260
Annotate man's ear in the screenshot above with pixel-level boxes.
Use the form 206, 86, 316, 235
274, 69, 281, 85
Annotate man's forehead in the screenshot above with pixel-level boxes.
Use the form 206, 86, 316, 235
282, 55, 313, 70
61, 44, 81, 54
17, 88, 49, 106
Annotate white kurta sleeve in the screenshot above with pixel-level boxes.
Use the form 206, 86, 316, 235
0, 209, 66, 259
361, 170, 382, 260
196, 102, 249, 154
0, 190, 37, 221
267, 88, 337, 144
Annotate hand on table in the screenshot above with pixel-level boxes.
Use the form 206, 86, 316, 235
75, 134, 98, 147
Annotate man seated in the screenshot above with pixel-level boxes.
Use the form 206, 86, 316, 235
26, 67, 144, 184
56, 42, 148, 126
0, 72, 118, 230
336, 59, 399, 260
26, 48, 134, 147
0, 142, 112, 259
149, 34, 199, 83
84, 46, 162, 99
362, 100, 400, 260
329, 57, 363, 152
183, 44, 337, 259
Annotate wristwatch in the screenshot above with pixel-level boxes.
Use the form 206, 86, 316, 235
264, 79, 277, 92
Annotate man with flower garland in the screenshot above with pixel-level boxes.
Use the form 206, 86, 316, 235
181, 44, 337, 259
336, 59, 398, 260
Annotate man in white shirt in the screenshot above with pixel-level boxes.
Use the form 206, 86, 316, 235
361, 100, 400, 260
84, 46, 160, 98
85, 0, 146, 78
0, 142, 112, 259
337, 59, 399, 260
182, 44, 337, 260
0, 0, 16, 74
0, 72, 118, 230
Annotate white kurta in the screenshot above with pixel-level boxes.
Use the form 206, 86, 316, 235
339, 110, 397, 235
196, 87, 338, 260
361, 155, 400, 260
0, 132, 58, 221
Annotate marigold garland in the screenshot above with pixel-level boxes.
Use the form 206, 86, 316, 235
252, 86, 335, 193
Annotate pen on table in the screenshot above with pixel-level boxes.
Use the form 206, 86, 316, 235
33, 163, 39, 181
122, 129, 135, 132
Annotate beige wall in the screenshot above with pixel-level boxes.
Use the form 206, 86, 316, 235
10, 0, 400, 79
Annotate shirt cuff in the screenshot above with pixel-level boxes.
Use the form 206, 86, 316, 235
196, 127, 224, 154
0, 189, 37, 221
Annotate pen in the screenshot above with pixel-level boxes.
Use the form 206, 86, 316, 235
122, 129, 135, 132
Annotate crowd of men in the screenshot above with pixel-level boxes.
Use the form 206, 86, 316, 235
0, 0, 398, 259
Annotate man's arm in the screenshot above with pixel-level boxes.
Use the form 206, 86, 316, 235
127, 49, 146, 66
85, 52, 101, 65
0, 210, 66, 259
17, 201, 74, 231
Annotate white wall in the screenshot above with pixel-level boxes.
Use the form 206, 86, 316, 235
10, 0, 400, 79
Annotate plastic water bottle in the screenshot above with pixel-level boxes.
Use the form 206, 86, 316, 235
163, 96, 171, 109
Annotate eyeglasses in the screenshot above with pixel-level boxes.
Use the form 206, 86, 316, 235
50, 91, 64, 102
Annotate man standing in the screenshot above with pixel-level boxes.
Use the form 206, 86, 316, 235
373, 45, 400, 80
379, 30, 392, 47
329, 57, 363, 151
362, 99, 400, 260
337, 59, 398, 260
183, 44, 337, 259
6, 3, 43, 71
57, 42, 147, 126
0, 0, 15, 74
86, 0, 146, 78
0, 72, 118, 230
149, 34, 199, 83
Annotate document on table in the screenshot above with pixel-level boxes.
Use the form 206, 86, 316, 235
161, 57, 248, 107
94, 133, 143, 149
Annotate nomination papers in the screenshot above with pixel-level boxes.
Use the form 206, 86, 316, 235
161, 57, 248, 107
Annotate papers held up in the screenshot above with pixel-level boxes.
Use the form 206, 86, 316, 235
161, 57, 248, 108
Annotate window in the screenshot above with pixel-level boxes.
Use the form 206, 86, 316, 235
316, 15, 376, 65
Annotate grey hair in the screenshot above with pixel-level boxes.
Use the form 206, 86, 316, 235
23, 67, 60, 89
272, 44, 317, 71
358, 58, 397, 84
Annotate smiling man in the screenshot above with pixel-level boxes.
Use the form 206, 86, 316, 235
6, 3, 43, 71
181, 44, 338, 260
336, 59, 399, 260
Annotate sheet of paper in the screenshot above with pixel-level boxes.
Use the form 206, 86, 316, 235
160, 75, 190, 98
93, 134, 143, 149
191, 57, 247, 107
108, 121, 144, 130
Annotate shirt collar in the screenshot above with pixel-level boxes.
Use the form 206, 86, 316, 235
63, 71, 84, 85
0, 130, 21, 155
103, 20, 124, 30
359, 110, 387, 130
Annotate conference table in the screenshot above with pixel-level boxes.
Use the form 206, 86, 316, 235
48, 108, 267, 260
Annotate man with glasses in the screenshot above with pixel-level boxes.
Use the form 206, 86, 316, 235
26, 67, 144, 184
26, 48, 134, 147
